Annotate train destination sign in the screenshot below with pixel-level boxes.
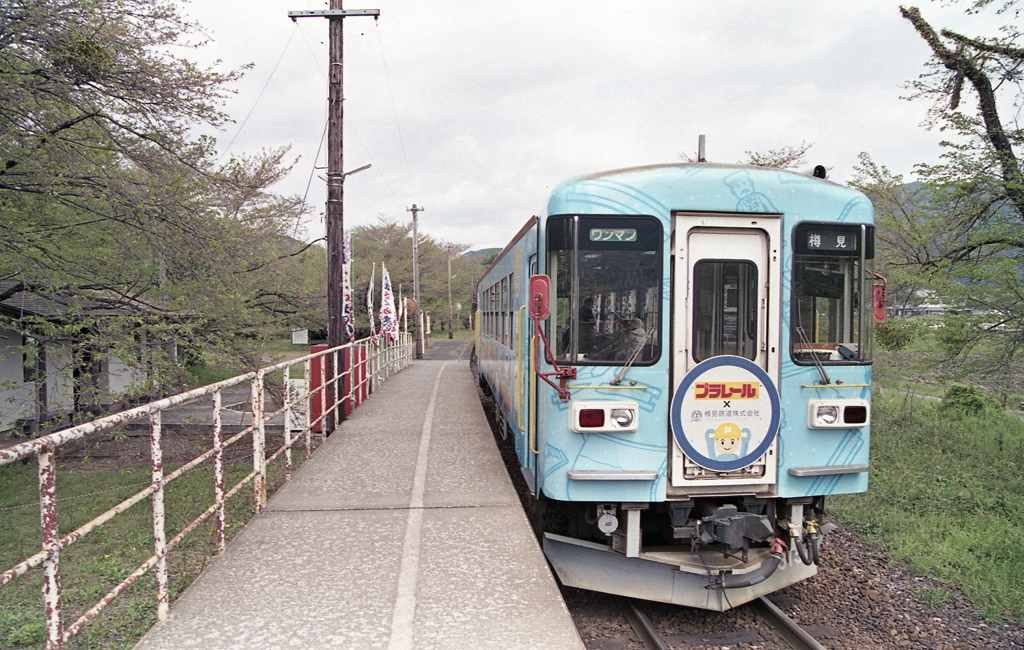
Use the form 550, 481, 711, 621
670, 356, 780, 472
589, 228, 637, 242
794, 224, 861, 257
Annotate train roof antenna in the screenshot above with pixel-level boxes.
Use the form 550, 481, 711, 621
698, 135, 707, 163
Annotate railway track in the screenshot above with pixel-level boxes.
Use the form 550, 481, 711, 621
621, 596, 829, 650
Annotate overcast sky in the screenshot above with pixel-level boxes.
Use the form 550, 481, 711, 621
182, 1, 1006, 250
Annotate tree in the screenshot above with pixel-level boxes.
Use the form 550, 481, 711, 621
678, 141, 814, 169
351, 217, 486, 335
0, 0, 237, 208
853, 3, 1024, 381
741, 141, 813, 170
0, 1, 327, 412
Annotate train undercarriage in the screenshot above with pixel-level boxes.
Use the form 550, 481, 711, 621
537, 495, 834, 611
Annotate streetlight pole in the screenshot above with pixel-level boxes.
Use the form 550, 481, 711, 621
447, 252, 454, 339
407, 204, 424, 359
288, 2, 379, 430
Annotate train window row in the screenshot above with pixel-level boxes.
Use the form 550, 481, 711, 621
480, 273, 515, 348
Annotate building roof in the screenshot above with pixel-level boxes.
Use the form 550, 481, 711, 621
0, 280, 133, 322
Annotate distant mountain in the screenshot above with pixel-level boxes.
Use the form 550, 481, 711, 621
463, 248, 501, 259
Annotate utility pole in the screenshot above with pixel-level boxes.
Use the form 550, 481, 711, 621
407, 204, 424, 359
289, 2, 379, 430
447, 251, 454, 339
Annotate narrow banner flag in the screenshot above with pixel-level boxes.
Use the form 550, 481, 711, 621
341, 232, 355, 342
379, 265, 398, 344
367, 263, 379, 346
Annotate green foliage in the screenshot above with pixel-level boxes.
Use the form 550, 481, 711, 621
351, 216, 491, 334
832, 390, 1024, 618
917, 588, 957, 608
851, 5, 1024, 384
874, 318, 920, 352
3, 614, 44, 647
940, 384, 1001, 416
742, 140, 813, 169
0, 1, 329, 412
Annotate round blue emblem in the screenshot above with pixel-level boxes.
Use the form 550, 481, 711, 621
670, 356, 780, 472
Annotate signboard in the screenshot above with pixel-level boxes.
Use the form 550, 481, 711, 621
794, 223, 861, 257
670, 356, 780, 472
589, 228, 637, 242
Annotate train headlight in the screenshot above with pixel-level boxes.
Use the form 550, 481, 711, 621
610, 409, 635, 428
815, 405, 839, 426
807, 399, 870, 429
570, 401, 639, 433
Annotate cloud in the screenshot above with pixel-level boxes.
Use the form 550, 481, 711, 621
183, 0, 1007, 249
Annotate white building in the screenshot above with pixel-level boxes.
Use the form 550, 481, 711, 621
0, 281, 147, 435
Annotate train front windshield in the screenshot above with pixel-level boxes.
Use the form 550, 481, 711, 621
547, 215, 662, 364
791, 222, 875, 364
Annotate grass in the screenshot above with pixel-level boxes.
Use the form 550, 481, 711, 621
0, 451, 294, 649
183, 364, 241, 388
831, 388, 1024, 620
429, 327, 475, 342
184, 336, 315, 388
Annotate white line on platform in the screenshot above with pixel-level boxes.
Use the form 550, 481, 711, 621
387, 362, 448, 650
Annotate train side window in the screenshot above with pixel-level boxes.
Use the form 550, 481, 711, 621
691, 260, 758, 363
507, 273, 515, 348
488, 285, 496, 338
500, 277, 507, 345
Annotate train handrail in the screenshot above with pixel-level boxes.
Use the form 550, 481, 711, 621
516, 305, 527, 432
532, 319, 576, 401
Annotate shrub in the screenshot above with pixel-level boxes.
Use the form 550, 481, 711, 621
939, 384, 999, 416
875, 318, 919, 352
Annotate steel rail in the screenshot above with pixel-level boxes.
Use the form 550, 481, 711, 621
749, 596, 828, 650
622, 599, 671, 650
619, 595, 827, 650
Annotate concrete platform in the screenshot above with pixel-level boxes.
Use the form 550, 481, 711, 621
133, 358, 584, 650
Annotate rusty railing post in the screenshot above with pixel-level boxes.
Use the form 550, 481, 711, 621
39, 443, 63, 649
319, 354, 327, 441
304, 357, 312, 459
212, 391, 226, 555
283, 365, 292, 482
252, 371, 266, 515
150, 411, 169, 621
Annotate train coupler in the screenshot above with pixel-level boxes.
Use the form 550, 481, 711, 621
696, 505, 774, 563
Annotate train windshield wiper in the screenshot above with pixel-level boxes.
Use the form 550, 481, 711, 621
795, 326, 831, 385
610, 327, 652, 386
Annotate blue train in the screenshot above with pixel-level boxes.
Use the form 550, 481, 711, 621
473, 162, 884, 611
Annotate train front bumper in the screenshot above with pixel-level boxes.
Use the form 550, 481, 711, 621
542, 533, 817, 611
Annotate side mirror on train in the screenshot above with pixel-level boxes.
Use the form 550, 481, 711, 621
528, 275, 551, 320
872, 284, 887, 323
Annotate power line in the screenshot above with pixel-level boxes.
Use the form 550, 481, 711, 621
219, 25, 299, 160
375, 27, 414, 189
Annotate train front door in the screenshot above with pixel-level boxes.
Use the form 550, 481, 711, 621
669, 214, 781, 489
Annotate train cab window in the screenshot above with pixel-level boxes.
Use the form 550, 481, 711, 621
692, 260, 758, 362
546, 215, 662, 365
500, 278, 508, 344
791, 222, 875, 365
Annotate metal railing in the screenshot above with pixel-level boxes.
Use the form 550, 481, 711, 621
0, 333, 413, 649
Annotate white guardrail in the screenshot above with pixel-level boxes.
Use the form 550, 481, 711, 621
0, 333, 413, 649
